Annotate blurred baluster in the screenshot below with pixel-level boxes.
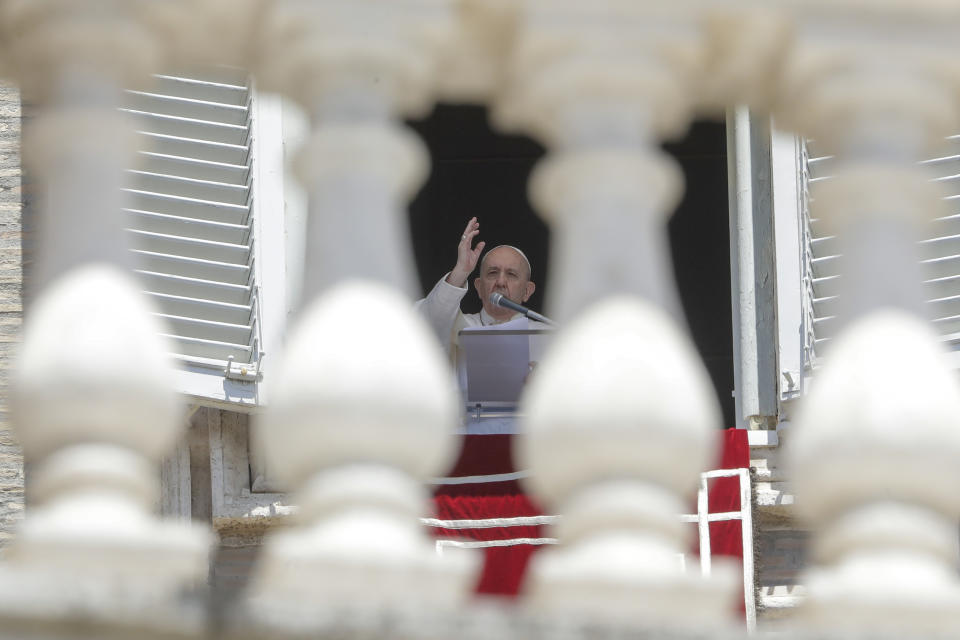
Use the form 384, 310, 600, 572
433, 0, 520, 104
758, 1, 960, 633
0, 24, 7, 82
173, 0, 269, 73
0, 1, 212, 638
495, 1, 699, 323
248, 282, 471, 633
257, 0, 457, 301
495, 1, 737, 631
243, 1, 476, 635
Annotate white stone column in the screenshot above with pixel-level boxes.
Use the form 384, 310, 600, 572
0, 2, 212, 638
495, 2, 736, 630
761, 3, 960, 633
244, 1, 476, 632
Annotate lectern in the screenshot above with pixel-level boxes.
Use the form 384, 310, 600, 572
458, 326, 553, 433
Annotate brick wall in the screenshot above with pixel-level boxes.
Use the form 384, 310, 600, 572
0, 82, 23, 550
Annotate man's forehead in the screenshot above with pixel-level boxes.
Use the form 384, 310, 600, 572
485, 248, 523, 267
481, 245, 531, 274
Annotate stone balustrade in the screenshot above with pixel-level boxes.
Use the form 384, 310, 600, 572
0, 0, 958, 638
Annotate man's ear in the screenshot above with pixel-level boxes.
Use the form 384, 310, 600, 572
523, 281, 535, 303
473, 277, 481, 296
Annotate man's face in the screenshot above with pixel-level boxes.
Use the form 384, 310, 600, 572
474, 247, 536, 321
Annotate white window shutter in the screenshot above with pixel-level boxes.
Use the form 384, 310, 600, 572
800, 140, 824, 373
801, 136, 960, 370
123, 71, 263, 408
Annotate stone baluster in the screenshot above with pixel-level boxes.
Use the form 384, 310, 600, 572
494, 2, 736, 630
741, 2, 960, 633
243, 1, 476, 634
432, 0, 520, 105
0, 1, 212, 638
256, 0, 457, 302
494, 2, 711, 324
0, 28, 7, 81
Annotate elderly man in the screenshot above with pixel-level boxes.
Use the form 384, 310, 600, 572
416, 217, 538, 355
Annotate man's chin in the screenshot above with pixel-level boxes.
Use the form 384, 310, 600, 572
485, 309, 518, 323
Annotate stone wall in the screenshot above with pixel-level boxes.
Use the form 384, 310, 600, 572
756, 525, 808, 621
0, 83, 23, 549
187, 407, 271, 608
751, 431, 810, 624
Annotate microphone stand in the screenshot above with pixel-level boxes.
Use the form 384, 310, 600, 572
490, 293, 558, 326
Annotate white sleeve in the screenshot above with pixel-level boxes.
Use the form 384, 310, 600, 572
414, 274, 467, 351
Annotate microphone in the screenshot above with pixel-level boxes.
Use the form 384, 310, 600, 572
489, 293, 556, 326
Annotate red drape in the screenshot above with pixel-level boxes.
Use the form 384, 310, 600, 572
431, 429, 751, 602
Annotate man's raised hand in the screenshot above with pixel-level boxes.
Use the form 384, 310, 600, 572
446, 217, 485, 288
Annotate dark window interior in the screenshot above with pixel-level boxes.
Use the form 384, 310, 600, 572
408, 106, 734, 427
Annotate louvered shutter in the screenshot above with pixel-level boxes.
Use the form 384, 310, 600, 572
123, 71, 262, 406
802, 137, 960, 370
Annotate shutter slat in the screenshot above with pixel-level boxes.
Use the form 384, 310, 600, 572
123, 109, 249, 146
124, 90, 249, 126
931, 173, 960, 191
158, 313, 253, 345
147, 291, 252, 326
126, 210, 251, 245
811, 274, 841, 299
929, 293, 960, 318
925, 274, 960, 301
812, 315, 837, 342
808, 216, 829, 239
160, 333, 252, 362
811, 254, 840, 279
806, 154, 833, 180
128, 170, 249, 205
932, 315, 960, 336
151, 75, 248, 105
812, 295, 838, 319
137, 132, 249, 166
125, 190, 250, 225
922, 254, 960, 281
128, 229, 251, 263
132, 250, 251, 286
930, 214, 960, 242
136, 270, 251, 305
136, 151, 249, 184
919, 234, 960, 261
922, 155, 960, 183
810, 234, 838, 258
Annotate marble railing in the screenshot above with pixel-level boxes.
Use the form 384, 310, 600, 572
1, 1, 959, 638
